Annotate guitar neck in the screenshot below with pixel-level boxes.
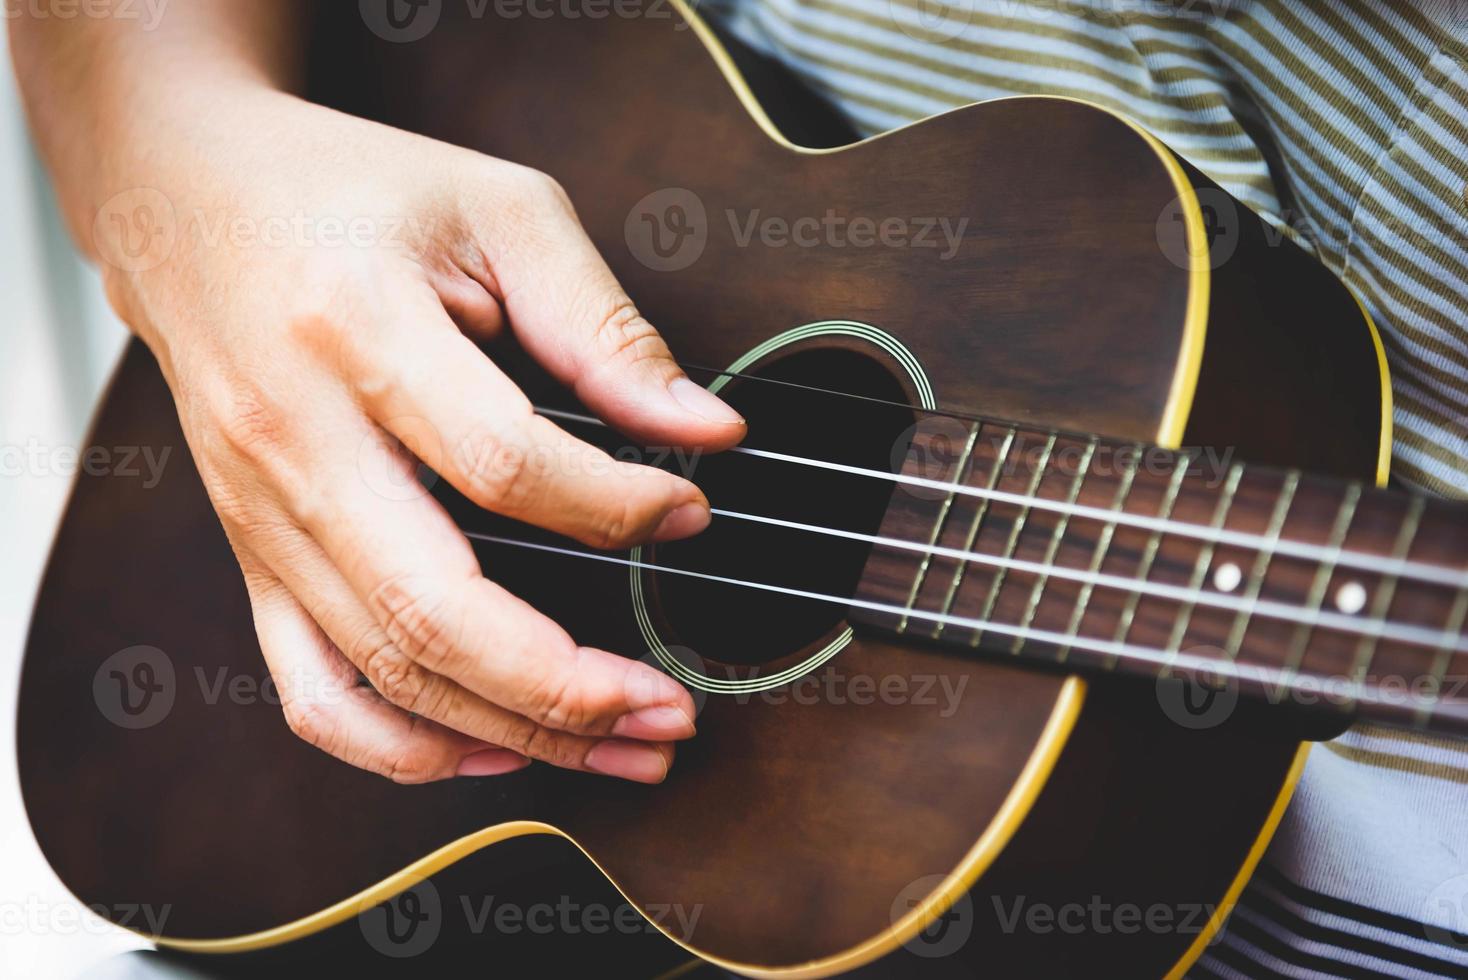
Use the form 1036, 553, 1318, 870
852, 417, 1468, 737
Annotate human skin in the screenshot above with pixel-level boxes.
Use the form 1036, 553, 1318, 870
9, 1, 746, 784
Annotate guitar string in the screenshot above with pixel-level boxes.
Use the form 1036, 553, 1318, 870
534, 406, 1468, 592
461, 530, 1451, 716
703, 507, 1468, 653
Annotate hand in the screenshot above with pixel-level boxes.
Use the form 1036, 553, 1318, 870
96, 91, 745, 784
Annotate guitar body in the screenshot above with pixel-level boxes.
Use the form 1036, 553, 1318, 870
17, 3, 1391, 977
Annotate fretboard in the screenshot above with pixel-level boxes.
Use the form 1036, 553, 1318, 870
851, 417, 1468, 737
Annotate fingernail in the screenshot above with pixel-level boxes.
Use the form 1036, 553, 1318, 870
585, 741, 671, 783
653, 501, 710, 541
457, 749, 530, 778
670, 377, 744, 425
612, 705, 695, 740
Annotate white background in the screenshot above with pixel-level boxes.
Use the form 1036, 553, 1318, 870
0, 20, 161, 978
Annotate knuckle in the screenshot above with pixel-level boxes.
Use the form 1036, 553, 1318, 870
383, 732, 449, 785
202, 474, 261, 531
483, 166, 573, 233
587, 497, 639, 551
587, 295, 665, 370
281, 696, 337, 753
520, 168, 573, 215
385, 758, 438, 785
501, 717, 582, 770
367, 574, 458, 671
280, 279, 364, 357
457, 419, 538, 512
519, 656, 594, 734
283, 308, 344, 351
360, 640, 430, 709
213, 385, 288, 462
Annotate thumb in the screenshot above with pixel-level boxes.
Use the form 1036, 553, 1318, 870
478, 168, 746, 450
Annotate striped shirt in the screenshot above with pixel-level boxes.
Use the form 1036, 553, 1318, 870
699, 0, 1468, 975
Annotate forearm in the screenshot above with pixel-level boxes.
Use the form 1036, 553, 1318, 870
8, 0, 305, 251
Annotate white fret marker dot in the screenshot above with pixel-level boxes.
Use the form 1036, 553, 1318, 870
1212, 562, 1242, 593
1335, 582, 1368, 615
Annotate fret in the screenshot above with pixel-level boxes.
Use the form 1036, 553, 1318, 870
1341, 495, 1425, 705
853, 413, 1468, 738
1056, 447, 1141, 663
1222, 470, 1301, 659
1009, 438, 1098, 654
1274, 483, 1363, 696
896, 423, 980, 633
1417, 586, 1468, 729
971, 432, 1057, 648
1163, 464, 1245, 655
933, 428, 1016, 638
1107, 457, 1192, 667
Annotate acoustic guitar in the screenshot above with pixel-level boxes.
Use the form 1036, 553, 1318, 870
20, 2, 1467, 977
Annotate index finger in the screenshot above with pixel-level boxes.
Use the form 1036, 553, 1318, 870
287, 410, 698, 739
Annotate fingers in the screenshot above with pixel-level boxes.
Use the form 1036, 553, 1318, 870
470, 166, 746, 452
267, 408, 699, 749
350, 292, 712, 549
238, 555, 528, 783
250, 523, 682, 782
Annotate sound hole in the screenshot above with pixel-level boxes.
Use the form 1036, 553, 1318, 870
650, 348, 917, 668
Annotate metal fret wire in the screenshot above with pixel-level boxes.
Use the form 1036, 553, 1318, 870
933, 428, 1017, 639
896, 424, 979, 634
1223, 471, 1300, 660
1055, 449, 1139, 663
535, 407, 1468, 591
1344, 496, 1425, 709
464, 530, 1446, 714
1107, 460, 1191, 667
1010, 438, 1097, 655
1163, 464, 1244, 655
972, 434, 1056, 649
1419, 591, 1468, 727
1272, 485, 1362, 701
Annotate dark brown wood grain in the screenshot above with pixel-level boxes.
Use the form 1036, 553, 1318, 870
15, 4, 1392, 977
